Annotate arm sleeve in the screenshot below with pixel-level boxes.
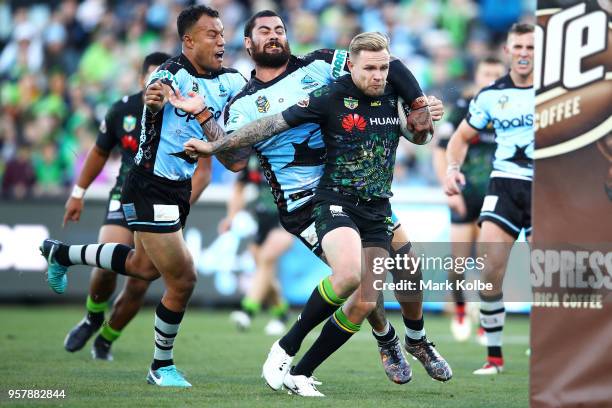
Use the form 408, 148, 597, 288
387, 59, 424, 105
146, 60, 181, 90
466, 93, 490, 131
281, 86, 330, 127
302, 48, 349, 82
95, 106, 117, 153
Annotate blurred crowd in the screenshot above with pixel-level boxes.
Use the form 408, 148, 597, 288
0, 0, 534, 200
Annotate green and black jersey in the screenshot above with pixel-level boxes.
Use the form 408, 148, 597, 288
282, 75, 414, 200
96, 92, 143, 198
438, 95, 496, 197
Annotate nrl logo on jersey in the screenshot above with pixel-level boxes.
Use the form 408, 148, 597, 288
192, 81, 199, 93
344, 97, 358, 110
123, 115, 136, 132
256, 95, 270, 113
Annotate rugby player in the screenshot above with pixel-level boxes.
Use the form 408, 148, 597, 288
40, 5, 246, 387
444, 23, 534, 375
62, 52, 211, 361
432, 56, 505, 342
186, 31, 452, 396
182, 10, 450, 388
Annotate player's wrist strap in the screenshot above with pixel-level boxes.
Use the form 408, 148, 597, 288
71, 185, 86, 199
410, 95, 429, 110
195, 108, 213, 125
446, 163, 461, 175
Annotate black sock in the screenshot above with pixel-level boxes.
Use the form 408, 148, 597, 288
94, 334, 111, 348
55, 243, 132, 275
151, 302, 184, 371
403, 316, 425, 344
279, 285, 343, 356
87, 311, 104, 327
372, 322, 397, 346
488, 346, 503, 358
291, 316, 356, 377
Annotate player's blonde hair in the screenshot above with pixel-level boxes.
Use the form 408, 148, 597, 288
349, 32, 390, 58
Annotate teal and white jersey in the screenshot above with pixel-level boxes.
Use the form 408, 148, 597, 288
224, 49, 350, 213
137, 54, 246, 181
467, 74, 534, 180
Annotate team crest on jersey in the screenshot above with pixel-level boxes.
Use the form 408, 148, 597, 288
301, 75, 319, 90
498, 95, 509, 109
192, 81, 199, 93
344, 97, 358, 110
297, 97, 310, 108
256, 95, 270, 113
219, 83, 227, 97
123, 115, 136, 132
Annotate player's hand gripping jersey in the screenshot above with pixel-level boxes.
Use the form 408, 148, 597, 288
466, 74, 534, 180
137, 54, 246, 180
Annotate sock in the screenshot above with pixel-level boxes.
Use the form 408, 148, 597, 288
372, 321, 398, 346
241, 297, 261, 318
292, 307, 360, 377
479, 292, 505, 362
270, 301, 289, 323
100, 321, 122, 344
279, 276, 346, 356
94, 333, 111, 349
403, 315, 425, 344
85, 295, 107, 327
455, 302, 466, 322
151, 302, 184, 371
55, 243, 132, 275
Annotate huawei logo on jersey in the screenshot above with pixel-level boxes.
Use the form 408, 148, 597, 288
121, 135, 138, 152
341, 114, 367, 133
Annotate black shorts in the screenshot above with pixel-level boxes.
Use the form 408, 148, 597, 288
279, 200, 322, 256
120, 167, 191, 233
313, 190, 393, 249
254, 211, 280, 245
451, 190, 485, 224
102, 188, 128, 228
478, 177, 532, 239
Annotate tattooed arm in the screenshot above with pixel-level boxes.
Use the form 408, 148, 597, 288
184, 113, 290, 158
198, 118, 252, 172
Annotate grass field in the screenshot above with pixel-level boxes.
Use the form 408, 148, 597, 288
0, 306, 529, 407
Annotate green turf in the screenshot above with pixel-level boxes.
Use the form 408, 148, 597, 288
0, 306, 529, 407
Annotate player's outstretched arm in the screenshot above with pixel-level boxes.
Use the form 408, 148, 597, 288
63, 145, 110, 227
444, 119, 478, 196
184, 113, 290, 157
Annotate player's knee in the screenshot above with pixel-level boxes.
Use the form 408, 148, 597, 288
336, 270, 361, 295
354, 301, 378, 317
124, 279, 150, 298
94, 267, 117, 283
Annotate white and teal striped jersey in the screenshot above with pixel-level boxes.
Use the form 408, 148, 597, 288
137, 54, 246, 181
467, 74, 534, 180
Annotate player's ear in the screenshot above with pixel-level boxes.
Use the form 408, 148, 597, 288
244, 37, 252, 55
183, 33, 194, 49
347, 57, 354, 72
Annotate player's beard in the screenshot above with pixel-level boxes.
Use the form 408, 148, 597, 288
250, 39, 291, 68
